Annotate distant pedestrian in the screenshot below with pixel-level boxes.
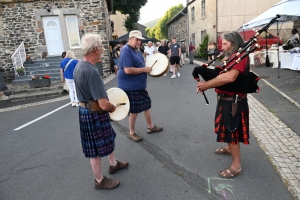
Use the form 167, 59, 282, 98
61, 51, 66, 58
189, 42, 195, 64
60, 50, 79, 107
169, 36, 181, 78
207, 41, 215, 62
73, 33, 128, 190
180, 42, 187, 65
158, 40, 169, 77
112, 45, 119, 74
144, 41, 155, 61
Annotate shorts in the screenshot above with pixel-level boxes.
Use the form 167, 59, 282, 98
170, 56, 180, 65
113, 59, 119, 65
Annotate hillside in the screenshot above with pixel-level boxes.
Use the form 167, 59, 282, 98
143, 18, 160, 28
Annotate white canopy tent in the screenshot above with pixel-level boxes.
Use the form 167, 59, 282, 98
240, 0, 300, 77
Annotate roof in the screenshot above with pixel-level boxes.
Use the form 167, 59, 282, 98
164, 7, 187, 27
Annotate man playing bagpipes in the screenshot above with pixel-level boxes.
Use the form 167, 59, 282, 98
196, 31, 249, 178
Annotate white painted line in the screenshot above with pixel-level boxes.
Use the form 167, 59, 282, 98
14, 103, 71, 131
262, 79, 300, 109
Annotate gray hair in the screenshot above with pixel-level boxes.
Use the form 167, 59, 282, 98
65, 50, 76, 59
221, 31, 244, 56
81, 33, 102, 56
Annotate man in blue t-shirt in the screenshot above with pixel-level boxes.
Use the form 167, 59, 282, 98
118, 30, 163, 142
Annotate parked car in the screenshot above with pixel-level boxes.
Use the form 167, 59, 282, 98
217, 30, 283, 52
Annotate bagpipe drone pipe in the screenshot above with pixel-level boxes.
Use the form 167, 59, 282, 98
192, 14, 281, 101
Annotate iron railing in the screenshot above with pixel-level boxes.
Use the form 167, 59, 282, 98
11, 41, 26, 76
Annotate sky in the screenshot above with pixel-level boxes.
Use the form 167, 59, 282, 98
138, 0, 187, 24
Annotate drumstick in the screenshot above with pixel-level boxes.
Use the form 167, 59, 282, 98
151, 60, 157, 68
115, 103, 126, 107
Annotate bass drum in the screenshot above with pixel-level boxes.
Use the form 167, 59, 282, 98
146, 53, 169, 77
107, 87, 130, 121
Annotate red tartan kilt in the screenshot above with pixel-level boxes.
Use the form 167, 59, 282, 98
214, 99, 250, 145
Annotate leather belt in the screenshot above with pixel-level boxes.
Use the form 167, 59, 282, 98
217, 94, 247, 101
79, 102, 88, 108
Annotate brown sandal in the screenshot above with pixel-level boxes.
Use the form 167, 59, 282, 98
214, 147, 231, 154
147, 125, 163, 134
219, 167, 243, 179
127, 133, 143, 142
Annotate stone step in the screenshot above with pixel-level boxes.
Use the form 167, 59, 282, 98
24, 65, 60, 71
8, 89, 65, 102
45, 56, 62, 61
12, 77, 60, 85
24, 62, 60, 67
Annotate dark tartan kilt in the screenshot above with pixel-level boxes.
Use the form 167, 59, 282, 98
79, 107, 116, 158
214, 98, 250, 145
125, 90, 151, 113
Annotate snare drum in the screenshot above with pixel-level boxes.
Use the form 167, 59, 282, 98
146, 53, 169, 77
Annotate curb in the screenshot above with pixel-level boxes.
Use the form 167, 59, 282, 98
0, 74, 116, 112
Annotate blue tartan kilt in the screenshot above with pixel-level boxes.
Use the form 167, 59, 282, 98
79, 107, 116, 158
125, 90, 151, 114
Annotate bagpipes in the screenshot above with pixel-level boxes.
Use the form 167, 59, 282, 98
192, 14, 281, 105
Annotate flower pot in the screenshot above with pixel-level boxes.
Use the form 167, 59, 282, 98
25, 60, 33, 64
29, 79, 51, 88
18, 71, 24, 76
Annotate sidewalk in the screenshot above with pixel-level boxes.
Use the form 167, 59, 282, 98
193, 57, 300, 199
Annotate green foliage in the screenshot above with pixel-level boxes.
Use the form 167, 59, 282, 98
16, 67, 24, 72
113, 0, 148, 32
143, 18, 160, 28
199, 34, 209, 59
146, 4, 184, 40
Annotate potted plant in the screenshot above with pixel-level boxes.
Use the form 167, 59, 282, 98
16, 67, 25, 76
29, 74, 51, 88
25, 55, 33, 64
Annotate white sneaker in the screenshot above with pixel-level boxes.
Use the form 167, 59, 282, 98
177, 73, 180, 77
71, 102, 76, 107
171, 75, 176, 79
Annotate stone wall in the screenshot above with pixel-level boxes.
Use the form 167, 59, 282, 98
0, 0, 112, 75
167, 15, 188, 43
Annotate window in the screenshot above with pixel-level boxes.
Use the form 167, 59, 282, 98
201, 30, 206, 42
201, 0, 206, 17
191, 6, 195, 22
191, 33, 195, 46
65, 16, 81, 49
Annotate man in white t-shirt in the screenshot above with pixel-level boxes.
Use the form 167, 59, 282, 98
144, 41, 156, 60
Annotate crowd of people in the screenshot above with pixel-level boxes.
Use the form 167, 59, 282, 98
57, 28, 257, 190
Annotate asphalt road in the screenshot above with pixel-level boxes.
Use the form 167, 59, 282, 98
0, 63, 294, 200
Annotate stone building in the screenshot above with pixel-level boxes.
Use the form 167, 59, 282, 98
0, 0, 113, 73
187, 0, 217, 48
110, 10, 146, 40
165, 7, 188, 43
217, 0, 293, 39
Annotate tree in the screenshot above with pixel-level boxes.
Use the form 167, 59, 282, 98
113, 0, 148, 32
198, 34, 209, 59
146, 4, 184, 40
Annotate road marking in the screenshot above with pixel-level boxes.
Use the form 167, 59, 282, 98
261, 78, 300, 108
14, 103, 71, 131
